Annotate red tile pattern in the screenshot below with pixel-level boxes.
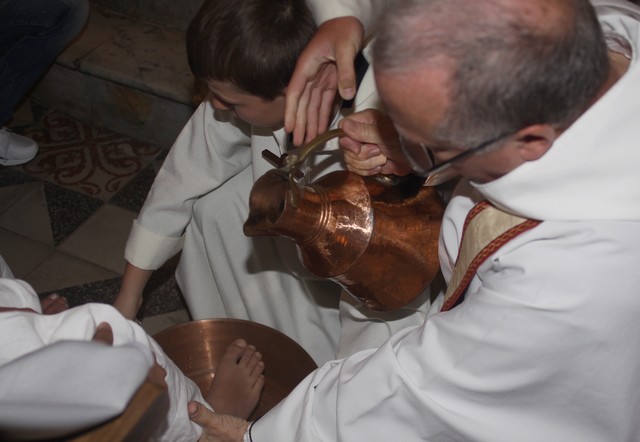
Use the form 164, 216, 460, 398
19, 111, 162, 200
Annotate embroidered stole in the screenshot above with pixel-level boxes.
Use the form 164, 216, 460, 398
441, 201, 541, 312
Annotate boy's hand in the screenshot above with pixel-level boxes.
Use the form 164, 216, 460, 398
285, 16, 364, 146
339, 109, 413, 177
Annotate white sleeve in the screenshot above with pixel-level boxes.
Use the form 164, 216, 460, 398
591, 0, 640, 50
125, 99, 253, 270
307, 0, 391, 34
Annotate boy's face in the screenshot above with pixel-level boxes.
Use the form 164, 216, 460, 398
208, 80, 286, 129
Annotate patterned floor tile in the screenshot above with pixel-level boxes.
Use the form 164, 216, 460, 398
0, 172, 106, 247
39, 276, 120, 310
44, 181, 104, 246
57, 203, 137, 273
26, 251, 119, 294
0, 167, 37, 187
16, 110, 163, 201
109, 161, 157, 213
139, 265, 189, 317
39, 266, 186, 320
2, 106, 187, 317
0, 184, 26, 214
0, 228, 54, 280
0, 182, 53, 245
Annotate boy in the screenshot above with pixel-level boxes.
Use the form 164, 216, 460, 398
114, 0, 430, 364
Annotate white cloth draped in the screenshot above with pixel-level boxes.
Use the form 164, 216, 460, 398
0, 277, 207, 441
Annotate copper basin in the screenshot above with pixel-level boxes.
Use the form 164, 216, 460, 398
153, 319, 317, 420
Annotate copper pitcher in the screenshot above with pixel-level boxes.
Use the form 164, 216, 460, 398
244, 130, 444, 311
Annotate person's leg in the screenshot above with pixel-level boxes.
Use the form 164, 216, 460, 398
0, 0, 89, 166
0, 0, 89, 124
205, 339, 265, 419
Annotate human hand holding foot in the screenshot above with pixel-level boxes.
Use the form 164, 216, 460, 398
206, 339, 265, 419
189, 402, 248, 442
189, 339, 264, 441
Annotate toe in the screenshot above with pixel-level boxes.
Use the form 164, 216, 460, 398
238, 345, 258, 368
223, 339, 248, 363
41, 294, 69, 314
251, 360, 265, 380
253, 373, 266, 391
245, 351, 263, 372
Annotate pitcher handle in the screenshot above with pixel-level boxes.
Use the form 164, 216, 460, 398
281, 128, 345, 175
279, 128, 345, 208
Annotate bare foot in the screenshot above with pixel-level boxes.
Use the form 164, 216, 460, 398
40, 294, 69, 315
206, 339, 265, 419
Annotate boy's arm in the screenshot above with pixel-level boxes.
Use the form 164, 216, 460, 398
113, 262, 152, 319
115, 100, 253, 318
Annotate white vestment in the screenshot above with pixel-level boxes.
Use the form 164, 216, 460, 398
0, 276, 207, 441
307, 0, 390, 36
248, 2, 640, 441
126, 32, 431, 364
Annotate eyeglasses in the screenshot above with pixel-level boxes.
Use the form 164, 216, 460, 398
399, 132, 512, 186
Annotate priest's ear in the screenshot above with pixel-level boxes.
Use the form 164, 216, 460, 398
514, 124, 558, 162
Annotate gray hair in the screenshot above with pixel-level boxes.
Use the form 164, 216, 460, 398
373, 0, 609, 148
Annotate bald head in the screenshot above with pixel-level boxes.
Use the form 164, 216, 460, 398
375, 0, 575, 71
373, 0, 609, 147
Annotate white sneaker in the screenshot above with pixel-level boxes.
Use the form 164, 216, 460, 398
0, 127, 39, 166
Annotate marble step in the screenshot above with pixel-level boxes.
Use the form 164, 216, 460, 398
31, 5, 204, 148
91, 0, 205, 32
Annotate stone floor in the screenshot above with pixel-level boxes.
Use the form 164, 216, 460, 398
0, 102, 190, 335
33, 4, 200, 149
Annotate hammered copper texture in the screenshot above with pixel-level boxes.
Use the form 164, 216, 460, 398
245, 170, 444, 311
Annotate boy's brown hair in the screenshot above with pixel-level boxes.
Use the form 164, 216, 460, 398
187, 0, 316, 100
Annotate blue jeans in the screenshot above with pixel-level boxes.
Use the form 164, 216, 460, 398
0, 0, 89, 125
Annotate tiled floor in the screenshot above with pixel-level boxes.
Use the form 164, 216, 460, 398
0, 102, 191, 335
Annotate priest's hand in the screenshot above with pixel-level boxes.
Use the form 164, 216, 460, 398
339, 109, 413, 176
285, 16, 364, 146
189, 401, 249, 442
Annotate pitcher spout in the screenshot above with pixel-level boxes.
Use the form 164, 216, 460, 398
243, 169, 331, 245
243, 170, 290, 237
